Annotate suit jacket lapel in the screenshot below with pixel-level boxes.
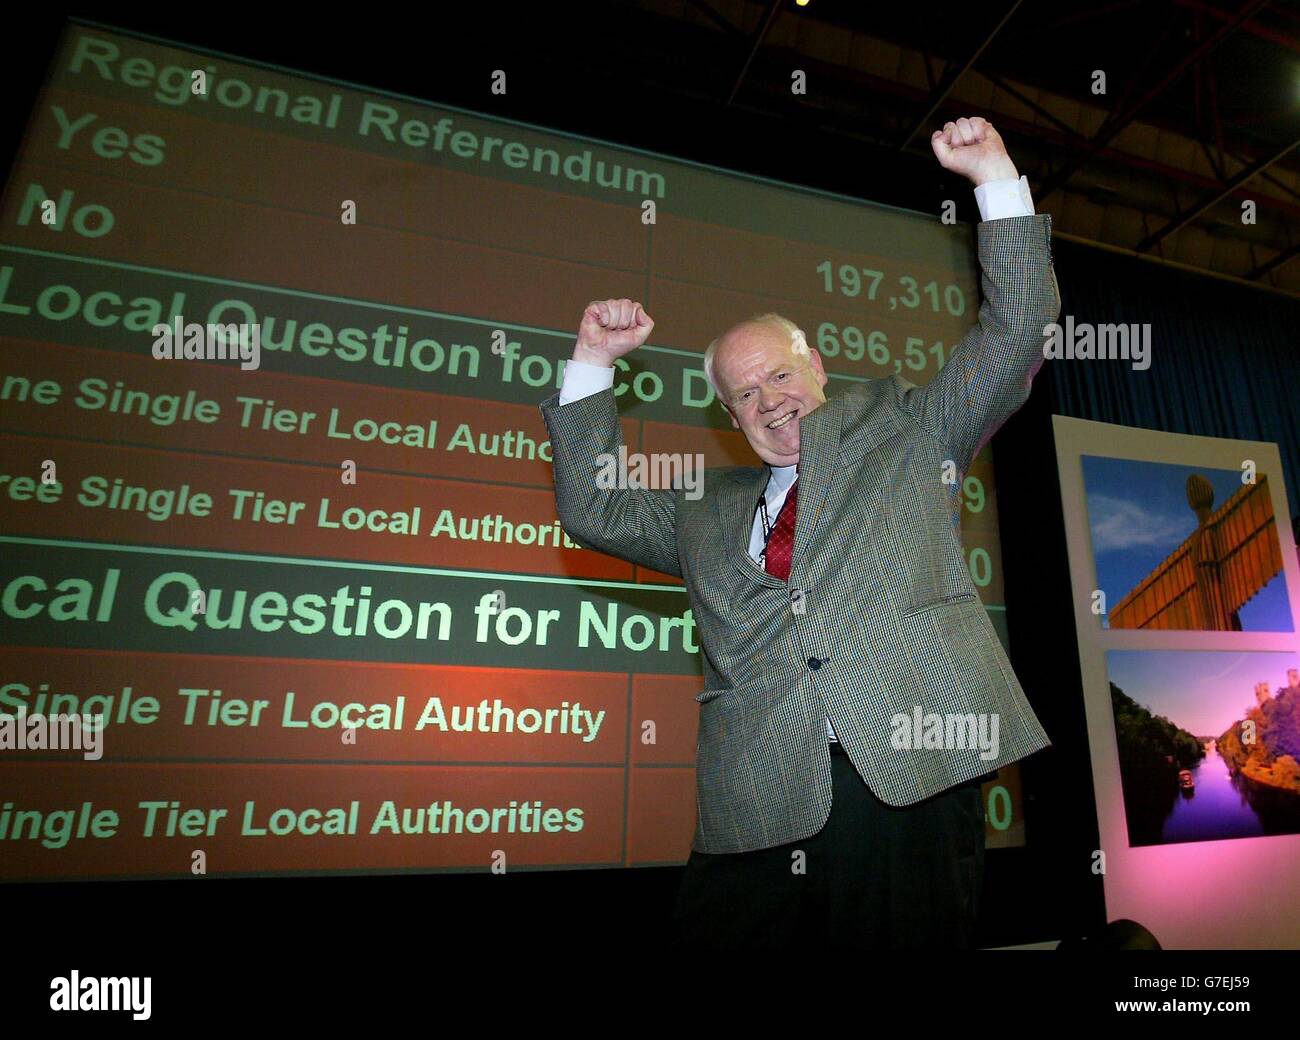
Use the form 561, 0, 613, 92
787, 397, 842, 579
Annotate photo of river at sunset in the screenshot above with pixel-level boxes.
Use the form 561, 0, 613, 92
1106, 650, 1300, 846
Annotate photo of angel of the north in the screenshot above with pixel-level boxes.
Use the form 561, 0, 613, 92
1082, 456, 1293, 632
1107, 650, 1300, 846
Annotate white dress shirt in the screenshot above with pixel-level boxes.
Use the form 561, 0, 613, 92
557, 177, 1036, 742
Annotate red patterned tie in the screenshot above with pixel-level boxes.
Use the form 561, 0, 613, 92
764, 479, 799, 581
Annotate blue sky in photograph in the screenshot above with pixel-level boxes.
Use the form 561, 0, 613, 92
1081, 456, 1293, 632
1107, 649, 1300, 736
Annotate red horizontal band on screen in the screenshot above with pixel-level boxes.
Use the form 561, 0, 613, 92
20, 86, 973, 364
0, 432, 634, 580
0, 338, 584, 486
0, 648, 703, 872
0, 761, 630, 877
0, 648, 703, 765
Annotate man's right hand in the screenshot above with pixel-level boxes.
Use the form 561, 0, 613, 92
573, 298, 654, 367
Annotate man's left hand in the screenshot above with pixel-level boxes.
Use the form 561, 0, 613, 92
931, 116, 1018, 187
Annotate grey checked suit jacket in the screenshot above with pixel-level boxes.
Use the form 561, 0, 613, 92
541, 213, 1060, 854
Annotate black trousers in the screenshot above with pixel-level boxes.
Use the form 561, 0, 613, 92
669, 745, 987, 950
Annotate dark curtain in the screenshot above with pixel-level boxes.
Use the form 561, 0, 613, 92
1048, 236, 1300, 516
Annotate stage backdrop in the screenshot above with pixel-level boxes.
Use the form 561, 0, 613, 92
1, 21, 1027, 881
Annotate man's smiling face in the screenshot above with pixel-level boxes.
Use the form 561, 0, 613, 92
712, 321, 829, 467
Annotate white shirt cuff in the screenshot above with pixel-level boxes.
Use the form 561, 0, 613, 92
974, 174, 1034, 221
558, 358, 616, 405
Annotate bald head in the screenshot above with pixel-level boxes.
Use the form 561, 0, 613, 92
704, 313, 804, 392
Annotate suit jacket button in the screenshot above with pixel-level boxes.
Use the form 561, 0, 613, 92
807, 657, 822, 670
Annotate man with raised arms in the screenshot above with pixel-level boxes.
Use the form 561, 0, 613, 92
541, 117, 1059, 949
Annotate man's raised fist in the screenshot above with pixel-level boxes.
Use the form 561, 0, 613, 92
573, 299, 654, 366
930, 116, 1018, 187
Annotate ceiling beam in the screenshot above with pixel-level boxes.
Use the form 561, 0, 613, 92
1136, 134, 1300, 251
1034, 0, 1272, 204
1173, 0, 1300, 52
685, 0, 743, 38
726, 0, 783, 106
1247, 238, 1300, 279
712, 36, 1300, 222
978, 70, 1087, 141
897, 0, 1025, 151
